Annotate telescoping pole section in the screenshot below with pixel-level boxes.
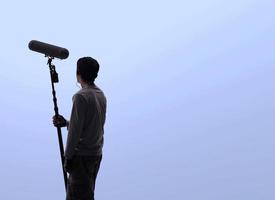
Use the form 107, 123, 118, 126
47, 57, 68, 190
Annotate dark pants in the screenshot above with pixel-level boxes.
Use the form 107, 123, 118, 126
66, 155, 102, 200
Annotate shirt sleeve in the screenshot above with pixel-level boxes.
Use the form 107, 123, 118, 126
65, 94, 86, 159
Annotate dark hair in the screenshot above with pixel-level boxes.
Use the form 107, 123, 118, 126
77, 57, 100, 83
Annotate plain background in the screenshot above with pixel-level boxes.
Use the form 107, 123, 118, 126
0, 0, 274, 199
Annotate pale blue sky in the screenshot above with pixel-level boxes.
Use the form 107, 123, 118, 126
0, 0, 274, 199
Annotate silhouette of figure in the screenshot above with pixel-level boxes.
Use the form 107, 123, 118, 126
53, 57, 107, 200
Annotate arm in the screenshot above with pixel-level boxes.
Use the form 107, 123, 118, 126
64, 94, 86, 159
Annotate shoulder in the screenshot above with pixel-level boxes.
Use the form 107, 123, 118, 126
72, 92, 86, 104
94, 85, 107, 99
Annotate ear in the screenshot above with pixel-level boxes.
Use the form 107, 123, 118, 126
76, 74, 81, 83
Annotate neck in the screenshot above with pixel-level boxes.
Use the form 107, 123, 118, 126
81, 82, 95, 88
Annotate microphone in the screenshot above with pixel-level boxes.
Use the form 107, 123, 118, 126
28, 40, 69, 59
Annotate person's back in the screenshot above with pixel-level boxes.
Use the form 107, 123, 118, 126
66, 84, 107, 158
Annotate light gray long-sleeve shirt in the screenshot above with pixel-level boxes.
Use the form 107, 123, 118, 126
65, 84, 107, 159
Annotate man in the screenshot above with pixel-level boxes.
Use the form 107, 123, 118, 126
53, 57, 107, 200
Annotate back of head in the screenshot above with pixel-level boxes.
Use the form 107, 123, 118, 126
77, 57, 100, 83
